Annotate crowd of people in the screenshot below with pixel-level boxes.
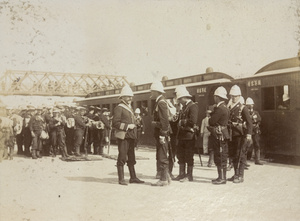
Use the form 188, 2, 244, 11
0, 82, 263, 186
113, 82, 263, 186
0, 102, 112, 162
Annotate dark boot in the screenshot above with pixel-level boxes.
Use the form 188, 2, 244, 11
173, 164, 186, 181
32, 150, 37, 159
36, 150, 42, 158
98, 146, 103, 155
128, 166, 144, 184
212, 167, 222, 183
255, 149, 263, 165
212, 167, 226, 185
117, 166, 127, 185
187, 166, 193, 181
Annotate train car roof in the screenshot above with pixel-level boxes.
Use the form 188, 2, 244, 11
255, 56, 300, 75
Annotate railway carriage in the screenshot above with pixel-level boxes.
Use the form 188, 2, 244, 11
77, 56, 300, 162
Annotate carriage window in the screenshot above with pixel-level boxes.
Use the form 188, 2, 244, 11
262, 87, 275, 110
277, 85, 290, 110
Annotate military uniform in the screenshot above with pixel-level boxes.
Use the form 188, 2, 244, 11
152, 95, 170, 184
23, 111, 33, 156
175, 100, 198, 181
73, 112, 87, 156
228, 102, 252, 183
29, 113, 46, 158
93, 112, 110, 155
64, 109, 75, 155
209, 101, 230, 184
247, 109, 263, 164
113, 100, 144, 185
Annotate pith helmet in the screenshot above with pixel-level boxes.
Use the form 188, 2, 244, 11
119, 85, 133, 98
229, 85, 241, 96
135, 108, 141, 114
214, 86, 228, 99
176, 87, 192, 99
246, 97, 254, 105
174, 85, 186, 94
150, 81, 165, 93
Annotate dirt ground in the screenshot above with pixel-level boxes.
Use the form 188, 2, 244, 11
1, 145, 300, 221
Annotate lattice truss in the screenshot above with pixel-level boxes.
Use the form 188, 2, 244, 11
0, 70, 129, 96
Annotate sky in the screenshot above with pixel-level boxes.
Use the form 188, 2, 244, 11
0, 0, 299, 86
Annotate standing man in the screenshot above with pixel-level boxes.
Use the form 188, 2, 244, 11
73, 106, 88, 156
64, 105, 75, 155
113, 85, 144, 185
29, 106, 46, 159
201, 110, 211, 156
245, 97, 263, 165
173, 86, 198, 182
208, 87, 230, 185
227, 85, 252, 184
23, 106, 34, 157
150, 81, 171, 186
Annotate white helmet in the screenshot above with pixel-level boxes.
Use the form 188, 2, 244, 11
229, 85, 241, 96
214, 86, 228, 99
119, 84, 133, 98
174, 85, 186, 94
176, 87, 192, 99
150, 81, 165, 93
283, 94, 290, 102
135, 108, 141, 114
246, 97, 254, 105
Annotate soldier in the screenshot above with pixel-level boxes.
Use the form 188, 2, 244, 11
227, 85, 253, 184
113, 85, 144, 185
29, 106, 46, 159
23, 106, 35, 157
245, 97, 263, 165
85, 106, 95, 154
73, 106, 88, 156
173, 86, 198, 182
0, 104, 14, 162
150, 81, 171, 186
208, 87, 230, 185
49, 108, 69, 159
8, 107, 24, 155
134, 108, 145, 149
64, 104, 75, 155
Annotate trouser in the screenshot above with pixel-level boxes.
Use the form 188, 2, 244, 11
207, 136, 214, 165
93, 129, 104, 154
32, 131, 43, 151
49, 130, 57, 154
169, 134, 177, 169
177, 139, 195, 166
229, 136, 247, 178
155, 137, 169, 181
57, 129, 67, 154
16, 133, 24, 153
74, 128, 84, 154
23, 127, 32, 154
247, 133, 261, 161
87, 127, 94, 153
65, 127, 74, 154
211, 136, 228, 169
203, 133, 210, 154
117, 138, 136, 167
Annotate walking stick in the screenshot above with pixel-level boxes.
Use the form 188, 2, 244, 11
83, 126, 89, 157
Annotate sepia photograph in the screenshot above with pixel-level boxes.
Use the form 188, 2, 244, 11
0, 0, 300, 220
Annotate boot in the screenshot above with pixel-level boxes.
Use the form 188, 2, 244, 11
173, 164, 186, 181
207, 152, 214, 167
36, 150, 42, 158
255, 149, 263, 165
128, 166, 144, 184
187, 165, 193, 181
98, 146, 103, 155
117, 166, 127, 185
32, 150, 37, 159
213, 167, 227, 185
212, 167, 222, 183
152, 168, 169, 186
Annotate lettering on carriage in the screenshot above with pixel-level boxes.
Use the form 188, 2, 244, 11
197, 87, 206, 93
247, 80, 261, 87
